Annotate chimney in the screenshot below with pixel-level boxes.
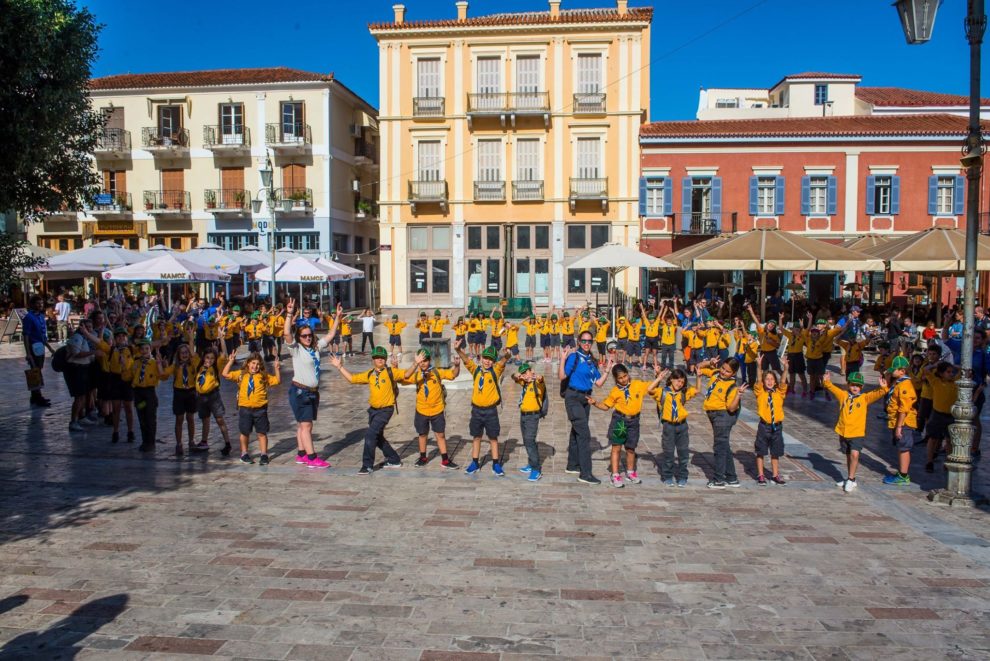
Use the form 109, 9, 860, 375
617, 0, 628, 15
549, 1, 561, 19
456, 1, 468, 21
393, 4, 405, 24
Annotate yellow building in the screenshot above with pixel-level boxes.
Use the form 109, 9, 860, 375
370, 0, 651, 311
28, 67, 380, 307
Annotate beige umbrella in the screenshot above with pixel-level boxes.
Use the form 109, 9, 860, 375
662, 234, 732, 269
841, 234, 894, 252
862, 227, 990, 272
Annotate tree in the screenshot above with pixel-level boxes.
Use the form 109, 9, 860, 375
0, 233, 45, 296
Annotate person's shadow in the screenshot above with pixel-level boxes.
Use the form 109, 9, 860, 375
0, 594, 129, 660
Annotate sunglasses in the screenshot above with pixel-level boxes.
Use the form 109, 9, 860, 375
579, 339, 593, 344
299, 333, 313, 338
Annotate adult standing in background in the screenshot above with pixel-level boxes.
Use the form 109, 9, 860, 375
23, 295, 54, 408
359, 308, 376, 354
559, 330, 610, 485
54, 294, 71, 342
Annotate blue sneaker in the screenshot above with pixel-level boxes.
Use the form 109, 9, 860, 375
882, 473, 911, 485
518, 465, 533, 474
528, 469, 542, 482
492, 463, 505, 477
676, 479, 687, 488
465, 460, 480, 475
662, 477, 675, 487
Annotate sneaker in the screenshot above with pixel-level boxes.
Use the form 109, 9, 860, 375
79, 416, 96, 426
220, 444, 232, 457
240, 454, 254, 464
883, 473, 911, 485
836, 479, 846, 488
843, 478, 858, 493
492, 463, 505, 477
295, 454, 309, 464
518, 465, 533, 474
85, 411, 99, 423
564, 467, 580, 475
624, 470, 642, 485
194, 441, 210, 452
307, 457, 330, 469
357, 466, 371, 475
706, 480, 727, 489
259, 454, 270, 466
111, 431, 119, 444
528, 469, 542, 482
578, 475, 602, 485
441, 458, 459, 470
925, 461, 935, 473
676, 479, 688, 488
771, 475, 787, 486
126, 431, 135, 443
465, 460, 480, 475
414, 456, 429, 468
383, 460, 402, 469
69, 421, 85, 432
725, 479, 741, 488
757, 474, 767, 486
662, 477, 675, 487
609, 474, 625, 488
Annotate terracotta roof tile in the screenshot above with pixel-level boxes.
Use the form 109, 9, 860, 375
89, 67, 333, 91
783, 72, 862, 80
369, 6, 652, 31
640, 114, 985, 140
856, 86, 990, 107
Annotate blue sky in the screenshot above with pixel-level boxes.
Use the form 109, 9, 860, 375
82, 0, 986, 121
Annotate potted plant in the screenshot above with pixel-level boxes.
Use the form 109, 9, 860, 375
205, 190, 217, 209
356, 199, 372, 218
233, 190, 246, 209
145, 198, 154, 210
290, 190, 311, 208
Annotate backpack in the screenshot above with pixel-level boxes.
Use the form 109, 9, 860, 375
473, 365, 502, 407
416, 367, 447, 405
51, 345, 69, 373
536, 380, 549, 418
559, 352, 581, 397
367, 366, 400, 413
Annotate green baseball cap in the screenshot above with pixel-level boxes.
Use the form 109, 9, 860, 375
550, 314, 558, 320
847, 372, 865, 386
493, 311, 501, 319
419, 311, 426, 317
251, 311, 261, 319
392, 314, 399, 320
434, 309, 441, 315
418, 348, 432, 359
598, 316, 607, 323
815, 318, 827, 325
232, 305, 241, 311
888, 356, 910, 372
371, 346, 388, 359
134, 338, 150, 347
113, 326, 127, 335
482, 346, 498, 360
563, 312, 570, 318
517, 362, 532, 374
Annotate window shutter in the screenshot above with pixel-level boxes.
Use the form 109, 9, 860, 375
826, 176, 837, 216
928, 175, 938, 215
638, 177, 648, 217
748, 176, 758, 216
954, 175, 965, 215
516, 56, 539, 94
681, 177, 692, 231
800, 176, 810, 215
711, 176, 723, 230
663, 178, 673, 216
774, 176, 785, 216
890, 175, 900, 215
865, 175, 876, 215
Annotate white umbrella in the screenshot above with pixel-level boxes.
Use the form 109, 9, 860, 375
254, 256, 348, 283
236, 244, 270, 267
314, 256, 366, 281
147, 244, 175, 253
103, 253, 231, 283
183, 243, 264, 274
25, 239, 150, 280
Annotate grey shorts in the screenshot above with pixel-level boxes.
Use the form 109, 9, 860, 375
839, 436, 864, 454
238, 406, 270, 436
892, 426, 917, 451
469, 405, 500, 439
925, 411, 953, 441
197, 389, 226, 420
754, 421, 784, 458
414, 411, 446, 435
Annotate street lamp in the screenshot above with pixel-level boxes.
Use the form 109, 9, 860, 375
896, 0, 987, 507
253, 154, 293, 304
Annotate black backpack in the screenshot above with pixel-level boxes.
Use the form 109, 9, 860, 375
51, 345, 69, 373
559, 353, 580, 397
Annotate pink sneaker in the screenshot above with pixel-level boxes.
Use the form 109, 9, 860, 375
306, 456, 331, 469
295, 455, 309, 464
624, 470, 641, 484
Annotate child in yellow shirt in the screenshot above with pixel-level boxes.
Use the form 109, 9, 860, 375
522, 315, 540, 362
752, 359, 790, 485
402, 348, 461, 469
512, 362, 547, 481
222, 351, 281, 465
650, 367, 697, 487
822, 371, 888, 492
697, 357, 747, 488
455, 342, 509, 476
385, 314, 407, 356
921, 361, 961, 474
124, 339, 166, 452
194, 346, 232, 457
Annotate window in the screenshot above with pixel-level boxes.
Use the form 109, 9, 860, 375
715, 98, 739, 108
874, 176, 892, 215
576, 137, 601, 179
417, 140, 442, 181
208, 233, 258, 250
937, 176, 955, 215
567, 225, 585, 250
590, 268, 608, 294
814, 84, 828, 106
486, 225, 500, 250
354, 236, 364, 254
416, 58, 441, 98
433, 226, 450, 250
516, 258, 531, 294
411, 260, 428, 294
370, 238, 378, 251
486, 260, 500, 293
515, 55, 540, 94
476, 140, 502, 187
516, 226, 530, 250
576, 53, 602, 93
567, 269, 586, 294
433, 259, 450, 293
468, 259, 483, 294
644, 178, 665, 216
281, 102, 304, 141
590, 225, 608, 248
158, 105, 181, 136
535, 225, 549, 249
809, 176, 828, 215
408, 226, 452, 298
534, 259, 549, 297
516, 139, 540, 181
476, 56, 501, 95
757, 176, 776, 215
277, 233, 320, 251
467, 226, 482, 250
219, 103, 243, 143
692, 178, 713, 215
333, 233, 348, 253
410, 227, 429, 251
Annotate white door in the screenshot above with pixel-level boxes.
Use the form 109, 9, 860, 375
417, 141, 442, 197
576, 138, 601, 193
220, 103, 243, 144
515, 56, 540, 109
476, 57, 501, 110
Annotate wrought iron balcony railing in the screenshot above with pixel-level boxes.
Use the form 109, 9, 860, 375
265, 123, 311, 147
204, 189, 251, 212
274, 187, 313, 211
143, 190, 191, 212
142, 127, 190, 150
95, 128, 131, 153
203, 125, 251, 150
87, 191, 133, 214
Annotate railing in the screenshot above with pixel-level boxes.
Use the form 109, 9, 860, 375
474, 180, 506, 202
143, 190, 191, 212
512, 180, 544, 202
274, 187, 313, 210
95, 128, 131, 152
265, 123, 311, 146
671, 211, 737, 235
141, 127, 189, 149
355, 141, 377, 163
466, 92, 551, 114
510, 91, 550, 113
413, 96, 445, 118
573, 92, 606, 115
203, 125, 250, 149
87, 191, 132, 213
204, 189, 251, 212
569, 177, 608, 198
408, 180, 448, 202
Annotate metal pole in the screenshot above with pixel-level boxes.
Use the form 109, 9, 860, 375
930, 0, 986, 507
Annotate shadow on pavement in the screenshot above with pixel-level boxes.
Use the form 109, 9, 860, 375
0, 594, 129, 660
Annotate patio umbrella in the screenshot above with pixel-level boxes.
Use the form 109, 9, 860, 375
841, 234, 894, 251
25, 239, 150, 280
862, 227, 990, 272
102, 253, 231, 283
315, 257, 365, 281
253, 256, 348, 283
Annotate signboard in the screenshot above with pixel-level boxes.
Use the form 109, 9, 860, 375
256, 220, 269, 236
378, 244, 391, 252
96, 193, 113, 205
94, 220, 136, 235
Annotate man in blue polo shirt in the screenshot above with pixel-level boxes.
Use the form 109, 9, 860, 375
23, 295, 54, 407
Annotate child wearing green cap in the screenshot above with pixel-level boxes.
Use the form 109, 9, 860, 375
512, 362, 547, 482
823, 371, 888, 492
882, 355, 918, 485
402, 348, 461, 469
430, 310, 449, 338
385, 315, 406, 356
416, 312, 431, 345
455, 340, 509, 476
522, 315, 539, 362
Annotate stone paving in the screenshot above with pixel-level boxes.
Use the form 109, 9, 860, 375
0, 330, 988, 660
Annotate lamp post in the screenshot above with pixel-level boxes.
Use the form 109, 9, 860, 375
253, 154, 294, 304
896, 0, 986, 506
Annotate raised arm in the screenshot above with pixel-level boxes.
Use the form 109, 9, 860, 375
320, 303, 344, 346
283, 297, 298, 344
647, 368, 669, 396
327, 353, 355, 382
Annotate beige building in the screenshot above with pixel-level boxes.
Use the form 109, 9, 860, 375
370, 0, 651, 312
28, 67, 380, 307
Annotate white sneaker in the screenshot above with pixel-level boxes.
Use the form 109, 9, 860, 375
69, 421, 85, 432
843, 479, 858, 493
836, 479, 846, 488
609, 473, 625, 488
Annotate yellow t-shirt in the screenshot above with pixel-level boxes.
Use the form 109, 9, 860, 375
468, 319, 482, 333
194, 357, 227, 394
518, 378, 545, 413
340, 321, 352, 336
704, 328, 721, 349
404, 367, 455, 416
491, 322, 506, 338
204, 321, 219, 340
753, 381, 789, 424
522, 320, 540, 338
699, 368, 738, 412
602, 380, 651, 417
824, 381, 887, 438
454, 323, 468, 338
163, 356, 202, 390
643, 318, 661, 338
579, 319, 593, 334
924, 372, 959, 415
560, 318, 575, 335
226, 369, 280, 408
351, 367, 407, 409
625, 320, 642, 341
757, 325, 781, 352
416, 319, 431, 334
385, 320, 407, 336
430, 317, 448, 334
616, 318, 628, 339
660, 322, 677, 345
506, 325, 519, 348
244, 320, 265, 340
839, 339, 866, 364
654, 386, 697, 423
127, 357, 164, 388
743, 338, 760, 364
107, 345, 134, 375
594, 321, 610, 344
886, 376, 918, 429
783, 328, 806, 355
463, 357, 505, 408
222, 316, 243, 340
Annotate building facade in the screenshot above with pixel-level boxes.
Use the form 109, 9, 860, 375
370, 0, 651, 312
27, 67, 380, 307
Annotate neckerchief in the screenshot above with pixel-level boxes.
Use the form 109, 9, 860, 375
666, 387, 679, 420
305, 345, 320, 381
884, 375, 910, 410
247, 374, 255, 398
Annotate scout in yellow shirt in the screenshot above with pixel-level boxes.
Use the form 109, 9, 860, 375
752, 359, 790, 485
123, 340, 165, 452
453, 317, 469, 349
330, 346, 406, 474
106, 327, 136, 444
823, 371, 888, 491
244, 312, 265, 353
456, 342, 509, 476
559, 312, 576, 347
544, 314, 560, 362
336, 315, 354, 357
385, 315, 407, 356
640, 303, 662, 370
589, 364, 664, 487
401, 348, 461, 469
522, 315, 540, 361
697, 357, 747, 487
649, 367, 698, 485
223, 352, 281, 465
161, 341, 201, 456
922, 361, 962, 473
221, 306, 244, 355
512, 362, 548, 480
416, 312, 431, 343
659, 314, 679, 371
430, 309, 449, 338
468, 313, 486, 357
805, 319, 844, 399
782, 324, 808, 397
194, 346, 232, 457
839, 338, 868, 376
883, 356, 917, 485
505, 321, 520, 360
490, 311, 508, 351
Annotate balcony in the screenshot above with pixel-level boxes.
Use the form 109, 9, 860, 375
466, 92, 551, 128
203, 125, 251, 152
408, 179, 448, 213
512, 180, 544, 202
413, 97, 445, 119
354, 141, 378, 168
572, 92, 606, 115
205, 189, 251, 214
143, 190, 191, 214
474, 180, 506, 202
142, 127, 190, 153
671, 212, 738, 236
86, 191, 133, 216
274, 187, 313, 214
95, 128, 131, 156
265, 123, 311, 152
569, 177, 608, 211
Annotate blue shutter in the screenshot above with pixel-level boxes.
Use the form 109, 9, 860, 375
826, 176, 837, 215
748, 176, 758, 216
890, 175, 900, 215
800, 176, 810, 215
638, 177, 648, 217
663, 178, 673, 216
774, 176, 785, 216
711, 176, 722, 232
928, 175, 938, 215
681, 177, 692, 231
954, 175, 965, 215
865, 175, 876, 215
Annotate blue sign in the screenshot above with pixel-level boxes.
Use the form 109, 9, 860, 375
96, 193, 113, 205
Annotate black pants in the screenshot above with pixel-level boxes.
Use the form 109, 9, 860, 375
564, 390, 594, 479
661, 421, 690, 481
134, 386, 158, 448
707, 410, 738, 482
660, 345, 676, 370
744, 362, 757, 387
760, 351, 782, 373
520, 413, 541, 470
361, 332, 374, 352
363, 406, 400, 469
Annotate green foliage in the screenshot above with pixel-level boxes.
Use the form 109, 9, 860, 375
0, 234, 45, 294
0, 0, 104, 218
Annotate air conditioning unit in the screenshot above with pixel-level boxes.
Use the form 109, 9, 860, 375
349, 124, 363, 138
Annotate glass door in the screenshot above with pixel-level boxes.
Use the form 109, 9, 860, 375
220, 103, 243, 144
